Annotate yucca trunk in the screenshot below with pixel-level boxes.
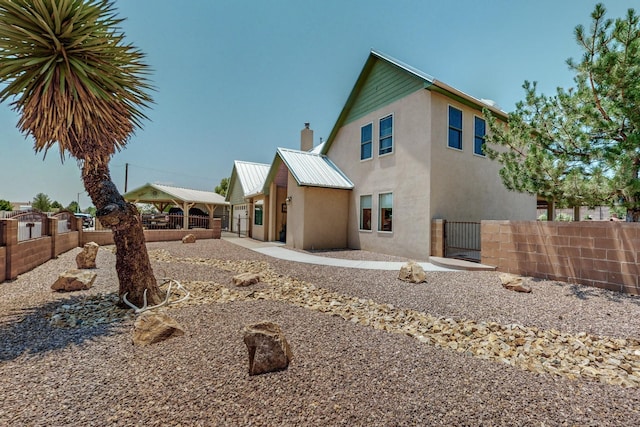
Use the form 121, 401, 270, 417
82, 159, 162, 306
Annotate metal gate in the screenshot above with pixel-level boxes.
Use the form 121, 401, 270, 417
444, 221, 481, 262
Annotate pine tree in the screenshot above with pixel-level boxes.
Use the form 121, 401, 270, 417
485, 4, 640, 220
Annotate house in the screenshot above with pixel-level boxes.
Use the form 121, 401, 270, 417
226, 160, 271, 237
316, 50, 535, 259
231, 50, 535, 260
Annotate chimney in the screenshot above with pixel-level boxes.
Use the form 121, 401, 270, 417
301, 122, 313, 152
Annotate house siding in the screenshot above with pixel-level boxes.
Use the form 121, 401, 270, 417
346, 59, 425, 124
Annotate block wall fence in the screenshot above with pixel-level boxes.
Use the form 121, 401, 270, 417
480, 220, 640, 294
0, 218, 221, 283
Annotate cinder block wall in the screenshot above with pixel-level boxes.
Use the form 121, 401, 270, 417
9, 237, 53, 280
430, 219, 445, 257
0, 247, 5, 281
481, 220, 640, 294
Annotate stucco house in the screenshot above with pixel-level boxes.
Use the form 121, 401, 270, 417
313, 50, 535, 259
230, 50, 536, 260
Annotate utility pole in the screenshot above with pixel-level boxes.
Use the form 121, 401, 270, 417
124, 163, 129, 192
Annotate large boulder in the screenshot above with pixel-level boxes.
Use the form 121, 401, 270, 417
398, 261, 427, 283
132, 312, 185, 346
76, 241, 99, 269
500, 273, 532, 293
243, 322, 293, 375
233, 272, 261, 287
51, 270, 97, 292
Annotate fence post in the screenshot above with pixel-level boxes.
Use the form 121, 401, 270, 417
4, 219, 18, 280
431, 219, 445, 257
49, 217, 58, 259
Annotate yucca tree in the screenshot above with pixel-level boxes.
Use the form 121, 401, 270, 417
0, 0, 162, 306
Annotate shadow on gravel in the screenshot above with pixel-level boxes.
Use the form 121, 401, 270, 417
0, 295, 130, 362
549, 281, 640, 306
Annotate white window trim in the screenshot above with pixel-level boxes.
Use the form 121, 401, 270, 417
378, 113, 394, 157
473, 114, 487, 157
447, 104, 463, 152
377, 192, 393, 234
360, 122, 374, 161
359, 194, 373, 232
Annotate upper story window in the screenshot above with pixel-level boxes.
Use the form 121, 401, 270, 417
359, 195, 372, 231
360, 123, 373, 160
378, 192, 393, 232
379, 115, 393, 155
448, 106, 463, 150
474, 116, 486, 156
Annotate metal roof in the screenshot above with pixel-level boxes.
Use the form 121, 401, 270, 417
124, 183, 228, 205
234, 160, 270, 196
276, 147, 354, 189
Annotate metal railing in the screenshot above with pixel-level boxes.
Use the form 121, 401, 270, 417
53, 211, 74, 234
8, 210, 48, 242
444, 221, 481, 262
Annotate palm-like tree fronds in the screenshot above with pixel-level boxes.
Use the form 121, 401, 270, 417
0, 0, 153, 162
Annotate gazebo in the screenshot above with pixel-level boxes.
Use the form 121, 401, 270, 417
123, 183, 229, 229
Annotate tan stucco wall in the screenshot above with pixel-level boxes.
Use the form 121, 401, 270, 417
327, 90, 433, 259
428, 91, 535, 221
326, 88, 535, 260
302, 187, 350, 250
285, 172, 350, 250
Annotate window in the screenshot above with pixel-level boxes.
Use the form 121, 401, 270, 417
379, 115, 393, 155
360, 123, 372, 160
378, 193, 393, 232
474, 116, 486, 156
254, 203, 263, 226
448, 106, 462, 149
360, 195, 372, 231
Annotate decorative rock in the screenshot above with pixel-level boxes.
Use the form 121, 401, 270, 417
398, 261, 427, 283
76, 241, 99, 269
233, 272, 261, 287
243, 322, 293, 375
499, 273, 532, 293
182, 234, 196, 244
51, 270, 97, 292
132, 312, 185, 346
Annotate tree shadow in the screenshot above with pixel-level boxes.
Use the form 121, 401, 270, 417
0, 294, 132, 362
547, 280, 640, 306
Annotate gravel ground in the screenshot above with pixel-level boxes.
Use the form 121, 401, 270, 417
1, 238, 640, 426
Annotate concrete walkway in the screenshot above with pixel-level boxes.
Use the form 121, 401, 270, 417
222, 233, 455, 271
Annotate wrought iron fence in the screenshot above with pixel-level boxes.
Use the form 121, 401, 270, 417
8, 210, 48, 242
53, 211, 74, 234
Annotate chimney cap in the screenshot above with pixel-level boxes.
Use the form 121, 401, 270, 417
304, 122, 310, 129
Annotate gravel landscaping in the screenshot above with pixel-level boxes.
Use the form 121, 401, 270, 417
2, 238, 640, 426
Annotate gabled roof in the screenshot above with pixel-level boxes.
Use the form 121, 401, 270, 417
263, 147, 354, 194
321, 49, 508, 155
124, 183, 228, 205
227, 160, 271, 200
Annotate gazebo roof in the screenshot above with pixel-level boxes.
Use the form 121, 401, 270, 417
123, 183, 228, 209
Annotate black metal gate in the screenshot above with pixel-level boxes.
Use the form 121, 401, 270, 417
444, 221, 481, 262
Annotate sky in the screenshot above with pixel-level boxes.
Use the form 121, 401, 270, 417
0, 0, 634, 209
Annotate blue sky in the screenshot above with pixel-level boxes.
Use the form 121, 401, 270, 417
0, 0, 633, 209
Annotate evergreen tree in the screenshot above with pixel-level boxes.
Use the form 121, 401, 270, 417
485, 4, 640, 220
0, 199, 12, 211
